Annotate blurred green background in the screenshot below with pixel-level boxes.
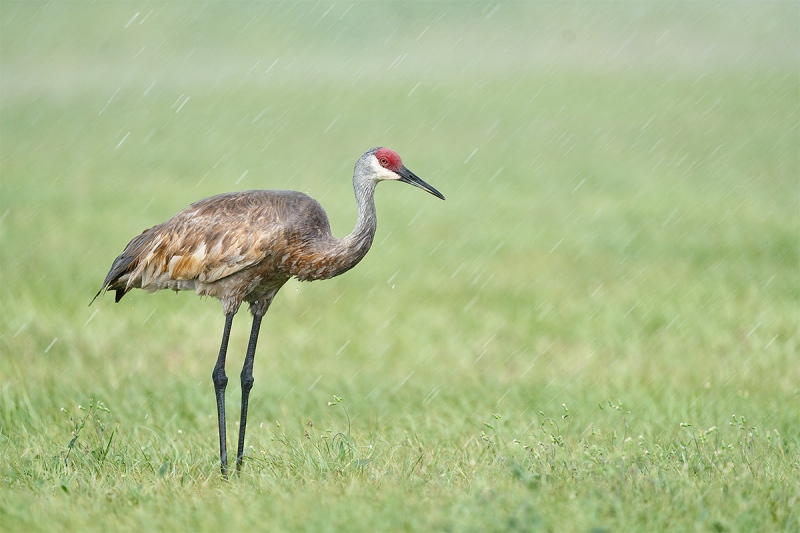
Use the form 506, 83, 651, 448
1, 2, 798, 531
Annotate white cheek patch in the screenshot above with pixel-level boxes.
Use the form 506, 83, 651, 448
370, 157, 399, 180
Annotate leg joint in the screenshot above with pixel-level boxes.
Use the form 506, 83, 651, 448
212, 368, 228, 389
241, 373, 254, 392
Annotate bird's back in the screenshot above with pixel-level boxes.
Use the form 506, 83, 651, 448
95, 189, 334, 308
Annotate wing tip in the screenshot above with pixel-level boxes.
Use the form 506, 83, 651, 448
89, 284, 129, 306
89, 286, 105, 307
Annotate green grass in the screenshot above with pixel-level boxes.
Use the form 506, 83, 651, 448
1, 1, 798, 531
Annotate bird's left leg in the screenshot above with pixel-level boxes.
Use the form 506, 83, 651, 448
213, 313, 235, 479
235, 310, 264, 472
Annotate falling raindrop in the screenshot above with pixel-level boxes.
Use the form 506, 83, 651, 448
44, 338, 58, 353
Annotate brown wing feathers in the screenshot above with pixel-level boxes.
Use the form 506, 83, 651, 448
91, 191, 318, 305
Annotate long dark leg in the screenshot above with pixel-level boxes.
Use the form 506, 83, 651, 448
212, 313, 235, 478
236, 312, 263, 472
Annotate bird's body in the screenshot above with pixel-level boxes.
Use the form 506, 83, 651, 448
93, 147, 444, 477
99, 189, 372, 315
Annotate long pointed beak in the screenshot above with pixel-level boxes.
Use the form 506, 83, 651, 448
398, 166, 445, 200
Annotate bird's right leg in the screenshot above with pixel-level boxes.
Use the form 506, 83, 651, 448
212, 313, 235, 478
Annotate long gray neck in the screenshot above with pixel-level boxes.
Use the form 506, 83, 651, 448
326, 178, 377, 278
348, 178, 378, 250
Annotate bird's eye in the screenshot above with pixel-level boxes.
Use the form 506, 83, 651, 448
379, 157, 388, 167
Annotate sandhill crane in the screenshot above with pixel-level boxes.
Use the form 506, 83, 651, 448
92, 147, 444, 477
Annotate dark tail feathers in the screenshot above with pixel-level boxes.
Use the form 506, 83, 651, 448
89, 226, 155, 306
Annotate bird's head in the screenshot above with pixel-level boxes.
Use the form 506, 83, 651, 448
358, 147, 445, 200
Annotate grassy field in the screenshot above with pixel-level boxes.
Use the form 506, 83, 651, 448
1, 1, 798, 531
